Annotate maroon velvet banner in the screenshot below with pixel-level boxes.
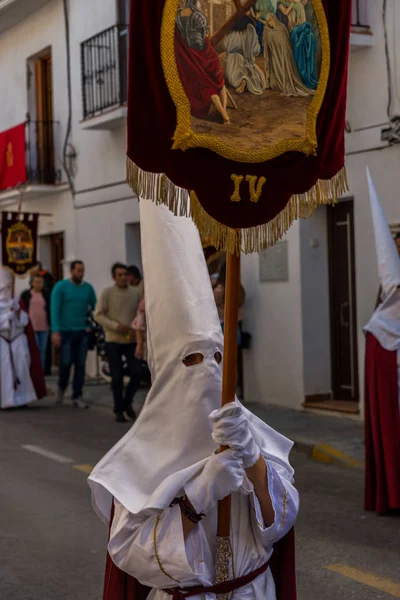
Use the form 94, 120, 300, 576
126, 0, 351, 250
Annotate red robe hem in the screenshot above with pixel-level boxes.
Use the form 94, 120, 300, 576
364, 333, 400, 513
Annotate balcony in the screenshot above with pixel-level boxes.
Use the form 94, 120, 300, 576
0, 0, 51, 35
80, 25, 129, 130
0, 119, 68, 206
350, 0, 373, 51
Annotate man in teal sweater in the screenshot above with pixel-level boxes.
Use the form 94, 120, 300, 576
51, 260, 97, 408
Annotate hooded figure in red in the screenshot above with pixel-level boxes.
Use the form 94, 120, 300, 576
364, 168, 400, 514
89, 201, 298, 600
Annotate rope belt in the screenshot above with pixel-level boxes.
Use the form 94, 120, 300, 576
163, 559, 269, 599
0, 332, 23, 390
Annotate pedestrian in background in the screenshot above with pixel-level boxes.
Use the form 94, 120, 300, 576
21, 274, 50, 369
127, 264, 144, 297
51, 260, 96, 409
95, 263, 142, 423
30, 261, 54, 375
30, 261, 54, 295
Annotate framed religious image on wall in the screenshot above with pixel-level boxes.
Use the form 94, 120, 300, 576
161, 0, 329, 162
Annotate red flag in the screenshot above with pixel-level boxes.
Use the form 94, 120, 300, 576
0, 123, 26, 190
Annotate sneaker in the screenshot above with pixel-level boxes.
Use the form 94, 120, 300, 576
73, 397, 89, 409
56, 389, 65, 405
125, 406, 136, 420
115, 412, 128, 423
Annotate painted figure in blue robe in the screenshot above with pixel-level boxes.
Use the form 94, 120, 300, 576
254, 9, 266, 52
290, 21, 318, 90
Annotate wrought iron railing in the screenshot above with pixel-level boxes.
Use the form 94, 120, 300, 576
351, 0, 370, 29
25, 118, 61, 185
81, 24, 129, 120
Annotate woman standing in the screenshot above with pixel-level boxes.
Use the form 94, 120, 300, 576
21, 274, 50, 369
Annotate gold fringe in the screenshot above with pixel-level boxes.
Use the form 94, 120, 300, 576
127, 157, 348, 255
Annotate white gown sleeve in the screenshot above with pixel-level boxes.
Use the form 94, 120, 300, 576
250, 460, 299, 546
16, 309, 29, 328
0, 310, 13, 330
108, 500, 209, 589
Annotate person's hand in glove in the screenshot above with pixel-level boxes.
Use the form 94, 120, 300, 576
210, 402, 275, 527
185, 449, 248, 516
210, 401, 260, 469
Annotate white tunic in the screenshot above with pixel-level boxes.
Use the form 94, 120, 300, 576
0, 305, 37, 409
108, 461, 298, 599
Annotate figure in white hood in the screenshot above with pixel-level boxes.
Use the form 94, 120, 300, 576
0, 265, 37, 409
89, 201, 299, 600
364, 168, 400, 514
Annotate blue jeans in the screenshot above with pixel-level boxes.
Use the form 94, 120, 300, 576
106, 342, 142, 414
35, 331, 50, 370
59, 331, 89, 399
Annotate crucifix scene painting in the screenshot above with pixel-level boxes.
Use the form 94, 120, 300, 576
174, 0, 323, 152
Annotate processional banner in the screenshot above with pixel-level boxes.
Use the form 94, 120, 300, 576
126, 0, 351, 252
1, 212, 39, 277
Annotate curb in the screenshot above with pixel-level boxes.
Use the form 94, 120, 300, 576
293, 440, 363, 469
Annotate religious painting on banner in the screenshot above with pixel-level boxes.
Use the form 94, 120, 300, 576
126, 0, 351, 253
1, 212, 39, 277
164, 0, 325, 158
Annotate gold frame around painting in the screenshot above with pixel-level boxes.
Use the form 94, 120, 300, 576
161, 0, 331, 163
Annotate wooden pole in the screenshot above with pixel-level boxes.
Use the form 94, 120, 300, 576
216, 249, 241, 593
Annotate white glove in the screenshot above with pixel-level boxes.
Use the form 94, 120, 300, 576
210, 402, 261, 469
185, 449, 246, 515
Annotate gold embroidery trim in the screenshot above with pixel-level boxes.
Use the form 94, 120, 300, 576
153, 515, 181, 583
279, 489, 288, 532
160, 0, 330, 163
127, 157, 348, 255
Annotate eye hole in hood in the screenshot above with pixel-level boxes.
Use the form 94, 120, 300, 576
182, 352, 204, 367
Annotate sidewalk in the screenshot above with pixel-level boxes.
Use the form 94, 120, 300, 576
247, 402, 364, 468
45, 376, 365, 468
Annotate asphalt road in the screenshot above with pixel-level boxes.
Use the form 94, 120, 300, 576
0, 399, 399, 600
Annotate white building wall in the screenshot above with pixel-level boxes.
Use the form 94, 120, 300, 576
299, 207, 331, 398
75, 193, 140, 292
242, 224, 304, 409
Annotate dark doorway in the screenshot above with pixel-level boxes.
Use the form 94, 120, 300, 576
327, 200, 359, 401
34, 52, 55, 183
50, 232, 64, 282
